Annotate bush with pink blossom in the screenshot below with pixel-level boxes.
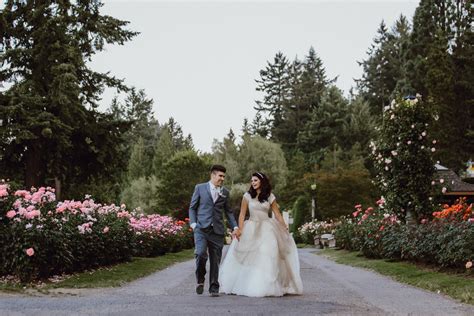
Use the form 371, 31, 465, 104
0, 183, 193, 282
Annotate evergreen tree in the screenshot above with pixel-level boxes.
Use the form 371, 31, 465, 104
297, 86, 349, 165
271, 58, 303, 149
250, 112, 269, 138
0, 0, 137, 191
212, 129, 240, 185
342, 96, 377, 159
403, 0, 473, 170
152, 126, 175, 176
254, 51, 290, 138
241, 118, 251, 136
165, 117, 193, 151
356, 17, 411, 116
127, 137, 147, 181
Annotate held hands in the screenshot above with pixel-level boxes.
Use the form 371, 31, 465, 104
231, 228, 241, 241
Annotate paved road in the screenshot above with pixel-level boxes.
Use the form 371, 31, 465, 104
1, 248, 473, 315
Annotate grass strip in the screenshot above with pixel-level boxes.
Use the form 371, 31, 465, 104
0, 249, 194, 292
318, 248, 474, 305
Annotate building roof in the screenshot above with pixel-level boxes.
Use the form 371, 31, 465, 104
435, 164, 474, 195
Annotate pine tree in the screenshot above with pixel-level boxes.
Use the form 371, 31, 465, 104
271, 48, 331, 152
270, 58, 303, 149
254, 51, 290, 137
356, 17, 411, 115
212, 129, 240, 184
152, 127, 175, 176
250, 112, 270, 138
241, 118, 251, 136
403, 0, 472, 170
0, 0, 138, 189
128, 137, 147, 181
297, 86, 349, 165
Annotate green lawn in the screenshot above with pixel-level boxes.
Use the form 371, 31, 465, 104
0, 249, 194, 292
318, 248, 474, 305
296, 243, 317, 249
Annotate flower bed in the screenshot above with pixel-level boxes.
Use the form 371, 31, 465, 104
130, 214, 193, 257
0, 183, 193, 282
333, 197, 474, 270
297, 220, 339, 245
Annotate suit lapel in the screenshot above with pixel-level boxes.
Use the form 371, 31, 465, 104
215, 188, 227, 204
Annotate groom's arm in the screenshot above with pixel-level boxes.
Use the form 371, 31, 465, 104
223, 189, 238, 230
189, 184, 200, 229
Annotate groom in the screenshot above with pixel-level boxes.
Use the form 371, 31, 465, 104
189, 164, 240, 297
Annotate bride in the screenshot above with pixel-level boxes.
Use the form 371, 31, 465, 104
219, 172, 303, 297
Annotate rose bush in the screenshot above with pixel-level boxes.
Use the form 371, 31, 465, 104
334, 197, 474, 269
0, 183, 193, 282
298, 220, 339, 245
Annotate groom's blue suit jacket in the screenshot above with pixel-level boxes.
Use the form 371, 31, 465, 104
188, 182, 238, 235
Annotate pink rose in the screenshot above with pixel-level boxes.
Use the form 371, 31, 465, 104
26, 248, 35, 257
0, 188, 8, 198
6, 210, 16, 219
103, 226, 109, 233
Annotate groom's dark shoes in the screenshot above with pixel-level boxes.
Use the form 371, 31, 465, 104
196, 284, 204, 295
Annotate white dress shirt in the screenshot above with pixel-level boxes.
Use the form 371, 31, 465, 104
190, 182, 238, 231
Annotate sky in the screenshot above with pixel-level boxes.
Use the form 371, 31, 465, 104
9, 0, 421, 153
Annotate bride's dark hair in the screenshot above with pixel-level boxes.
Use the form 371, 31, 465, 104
248, 172, 272, 203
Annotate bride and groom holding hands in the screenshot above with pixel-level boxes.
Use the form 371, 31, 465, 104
189, 164, 303, 298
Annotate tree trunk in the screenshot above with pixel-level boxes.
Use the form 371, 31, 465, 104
25, 143, 44, 189
54, 177, 61, 200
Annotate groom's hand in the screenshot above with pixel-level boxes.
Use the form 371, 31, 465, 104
232, 228, 241, 241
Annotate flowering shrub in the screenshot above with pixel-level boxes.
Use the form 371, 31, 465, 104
298, 220, 338, 244
0, 183, 193, 282
130, 215, 193, 257
334, 197, 474, 269
432, 198, 473, 222
370, 95, 436, 221
335, 198, 401, 258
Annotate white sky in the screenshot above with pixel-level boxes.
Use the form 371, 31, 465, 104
3, 1, 420, 152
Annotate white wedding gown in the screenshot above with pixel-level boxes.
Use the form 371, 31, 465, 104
219, 192, 303, 297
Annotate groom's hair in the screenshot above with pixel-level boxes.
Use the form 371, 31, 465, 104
210, 164, 226, 174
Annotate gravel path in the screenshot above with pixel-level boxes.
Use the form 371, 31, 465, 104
1, 248, 473, 315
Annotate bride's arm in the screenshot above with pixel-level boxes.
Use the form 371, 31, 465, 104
271, 200, 288, 230
238, 197, 248, 231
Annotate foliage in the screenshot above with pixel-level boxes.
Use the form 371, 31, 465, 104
129, 215, 193, 257
432, 198, 474, 222
291, 196, 311, 233
0, 0, 138, 193
128, 138, 148, 181
370, 95, 435, 221
120, 176, 160, 214
334, 197, 474, 269
357, 1, 474, 170
298, 220, 339, 244
0, 183, 193, 282
237, 135, 288, 190
212, 134, 288, 191
156, 151, 209, 213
